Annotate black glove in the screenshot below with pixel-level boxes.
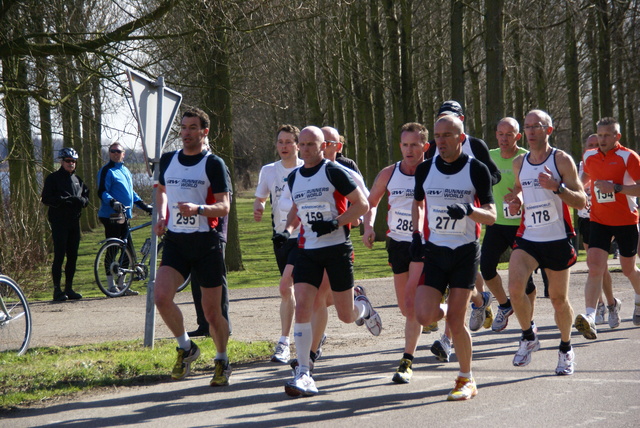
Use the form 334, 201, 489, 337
110, 199, 124, 213
64, 195, 81, 208
409, 232, 424, 260
135, 200, 153, 214
309, 219, 339, 237
446, 203, 473, 220
272, 231, 291, 249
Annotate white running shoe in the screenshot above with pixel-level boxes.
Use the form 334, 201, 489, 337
285, 366, 318, 397
575, 313, 597, 340
607, 298, 621, 329
469, 292, 491, 332
595, 302, 607, 325
354, 285, 366, 326
492, 305, 514, 332
271, 341, 290, 364
512, 337, 540, 367
431, 334, 452, 363
555, 349, 575, 375
355, 295, 382, 336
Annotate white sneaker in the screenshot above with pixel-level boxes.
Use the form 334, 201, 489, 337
555, 349, 575, 375
355, 295, 382, 336
469, 292, 491, 332
607, 298, 621, 329
512, 337, 540, 367
492, 305, 514, 332
431, 334, 452, 362
595, 302, 607, 325
271, 341, 290, 364
353, 285, 366, 326
285, 366, 318, 397
575, 313, 597, 340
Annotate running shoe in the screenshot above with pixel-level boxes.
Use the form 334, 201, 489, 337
555, 349, 575, 376
634, 303, 640, 326
607, 298, 621, 329
171, 341, 200, 380
483, 305, 494, 329
422, 321, 439, 334
512, 337, 540, 367
123, 288, 139, 296
271, 341, 290, 364
355, 294, 382, 336
285, 366, 318, 397
289, 358, 314, 375
447, 376, 478, 401
492, 305, 514, 332
575, 313, 598, 340
210, 359, 231, 386
595, 302, 607, 325
469, 291, 491, 332
392, 358, 413, 384
354, 285, 366, 326
431, 334, 452, 363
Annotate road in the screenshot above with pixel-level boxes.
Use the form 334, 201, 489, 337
3, 261, 640, 427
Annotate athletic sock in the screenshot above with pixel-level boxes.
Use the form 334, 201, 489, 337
177, 333, 191, 351
559, 340, 571, 354
279, 336, 290, 346
459, 371, 472, 379
215, 352, 228, 362
354, 299, 368, 320
499, 299, 512, 309
293, 322, 313, 371
402, 353, 414, 361
522, 327, 535, 342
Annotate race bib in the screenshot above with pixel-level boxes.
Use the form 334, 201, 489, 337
170, 203, 199, 231
428, 205, 465, 235
523, 199, 559, 229
501, 201, 521, 219
389, 208, 414, 236
298, 201, 332, 226
595, 184, 615, 204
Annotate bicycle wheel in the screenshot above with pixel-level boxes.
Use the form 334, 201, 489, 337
0, 275, 32, 356
153, 241, 191, 292
94, 241, 135, 297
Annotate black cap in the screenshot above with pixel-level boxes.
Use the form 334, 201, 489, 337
437, 100, 464, 117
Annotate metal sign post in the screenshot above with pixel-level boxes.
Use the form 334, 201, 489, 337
127, 69, 182, 348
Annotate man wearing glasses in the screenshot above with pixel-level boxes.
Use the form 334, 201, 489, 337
505, 109, 586, 375
41, 148, 90, 302
97, 142, 153, 295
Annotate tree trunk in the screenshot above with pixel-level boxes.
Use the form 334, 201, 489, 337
450, 0, 465, 103
383, 0, 404, 162
596, 0, 613, 118
564, 7, 582, 162
484, 0, 504, 143
586, 7, 600, 131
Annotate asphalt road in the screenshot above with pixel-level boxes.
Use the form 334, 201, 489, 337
3, 261, 640, 427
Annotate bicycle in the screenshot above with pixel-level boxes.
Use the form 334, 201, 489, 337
0, 274, 32, 356
94, 220, 190, 297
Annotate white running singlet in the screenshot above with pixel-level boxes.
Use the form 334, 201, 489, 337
386, 162, 416, 242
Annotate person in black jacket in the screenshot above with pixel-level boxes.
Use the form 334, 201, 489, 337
41, 148, 90, 302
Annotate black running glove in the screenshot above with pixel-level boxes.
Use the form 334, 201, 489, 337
135, 200, 153, 214
309, 219, 340, 237
272, 230, 291, 249
110, 199, 125, 213
446, 203, 473, 220
409, 232, 424, 260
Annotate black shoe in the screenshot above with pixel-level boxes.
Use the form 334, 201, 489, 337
65, 289, 83, 300
53, 289, 68, 302
188, 327, 210, 337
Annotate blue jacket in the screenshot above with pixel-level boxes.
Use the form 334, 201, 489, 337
97, 161, 141, 219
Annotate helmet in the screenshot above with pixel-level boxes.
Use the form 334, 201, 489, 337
58, 147, 78, 160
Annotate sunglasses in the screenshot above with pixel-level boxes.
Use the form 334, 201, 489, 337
63, 159, 77, 164
110, 149, 123, 154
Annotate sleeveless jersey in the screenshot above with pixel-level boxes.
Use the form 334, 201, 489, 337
490, 147, 528, 226
516, 149, 575, 242
386, 162, 416, 242
164, 152, 217, 233
255, 159, 304, 234
423, 157, 480, 249
577, 161, 591, 219
583, 144, 640, 226
291, 160, 349, 249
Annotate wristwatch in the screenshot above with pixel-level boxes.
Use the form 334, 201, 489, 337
197, 205, 205, 215
613, 184, 623, 193
553, 183, 566, 195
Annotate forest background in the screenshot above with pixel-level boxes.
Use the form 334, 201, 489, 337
1, 0, 638, 291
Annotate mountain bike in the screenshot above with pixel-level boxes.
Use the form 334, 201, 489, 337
94, 220, 190, 297
0, 274, 32, 356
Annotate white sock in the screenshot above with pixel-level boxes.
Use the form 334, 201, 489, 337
354, 299, 368, 320
294, 322, 313, 371
216, 352, 228, 362
459, 371, 472, 379
177, 333, 191, 350
585, 307, 596, 317
280, 336, 290, 346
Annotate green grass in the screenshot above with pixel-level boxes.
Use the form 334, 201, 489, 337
0, 339, 272, 410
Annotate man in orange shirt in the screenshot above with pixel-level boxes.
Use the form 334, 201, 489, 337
576, 117, 640, 339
